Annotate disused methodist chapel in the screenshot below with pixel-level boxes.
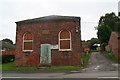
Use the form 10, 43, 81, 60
15, 15, 81, 66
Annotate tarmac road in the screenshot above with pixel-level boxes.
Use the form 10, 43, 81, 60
1, 78, 119, 80
83, 52, 119, 72
2, 71, 119, 80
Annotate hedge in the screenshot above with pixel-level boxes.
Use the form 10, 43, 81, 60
2, 54, 15, 63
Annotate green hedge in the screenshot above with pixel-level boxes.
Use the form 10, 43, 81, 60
2, 54, 15, 63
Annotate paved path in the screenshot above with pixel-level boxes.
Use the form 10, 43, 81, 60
83, 52, 119, 72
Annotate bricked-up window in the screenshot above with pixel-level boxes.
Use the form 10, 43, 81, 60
23, 32, 33, 52
59, 30, 72, 51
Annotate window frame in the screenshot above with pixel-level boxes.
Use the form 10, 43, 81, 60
59, 30, 72, 51
23, 32, 33, 52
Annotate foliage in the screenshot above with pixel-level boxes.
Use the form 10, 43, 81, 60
81, 52, 91, 66
97, 25, 111, 51
98, 12, 119, 31
115, 20, 120, 32
102, 52, 120, 63
2, 38, 13, 44
97, 25, 111, 44
2, 54, 15, 63
0, 55, 1, 70
0, 64, 1, 70
87, 38, 100, 48
97, 12, 119, 51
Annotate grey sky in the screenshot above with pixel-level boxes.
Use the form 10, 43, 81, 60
0, 0, 119, 43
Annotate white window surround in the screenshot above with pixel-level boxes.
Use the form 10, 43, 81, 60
22, 32, 33, 52
23, 50, 33, 52
23, 41, 33, 52
58, 30, 72, 51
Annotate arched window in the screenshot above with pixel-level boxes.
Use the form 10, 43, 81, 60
59, 30, 72, 51
23, 32, 33, 52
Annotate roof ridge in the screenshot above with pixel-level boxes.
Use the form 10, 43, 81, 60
15, 15, 80, 23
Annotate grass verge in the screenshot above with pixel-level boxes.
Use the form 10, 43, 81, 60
1, 62, 82, 71
2, 62, 38, 71
102, 51, 120, 63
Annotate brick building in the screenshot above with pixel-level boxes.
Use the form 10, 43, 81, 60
107, 32, 120, 59
0, 41, 15, 55
15, 15, 81, 66
82, 42, 90, 53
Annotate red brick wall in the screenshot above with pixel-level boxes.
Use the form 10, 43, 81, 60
15, 18, 81, 66
118, 39, 120, 58
1, 49, 15, 55
108, 32, 119, 58
82, 44, 90, 53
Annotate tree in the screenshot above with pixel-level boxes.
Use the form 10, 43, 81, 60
97, 25, 112, 51
2, 38, 13, 44
97, 12, 119, 51
98, 12, 119, 31
97, 25, 112, 44
115, 18, 120, 32
87, 38, 100, 49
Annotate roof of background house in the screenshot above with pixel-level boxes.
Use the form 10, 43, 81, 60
15, 15, 80, 23
0, 41, 15, 49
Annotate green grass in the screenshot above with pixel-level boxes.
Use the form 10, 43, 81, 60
0, 63, 2, 71
81, 52, 91, 66
2, 62, 39, 71
1, 62, 82, 71
102, 52, 120, 63
46, 66, 82, 71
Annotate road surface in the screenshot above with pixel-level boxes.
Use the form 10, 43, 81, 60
1, 78, 119, 80
83, 52, 119, 72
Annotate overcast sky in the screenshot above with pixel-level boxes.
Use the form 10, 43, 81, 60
0, 0, 119, 43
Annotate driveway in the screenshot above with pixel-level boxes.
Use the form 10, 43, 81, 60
83, 52, 119, 72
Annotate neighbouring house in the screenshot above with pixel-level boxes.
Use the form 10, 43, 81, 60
0, 41, 15, 55
15, 15, 82, 66
82, 42, 90, 53
106, 32, 120, 59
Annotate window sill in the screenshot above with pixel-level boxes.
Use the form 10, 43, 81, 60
23, 50, 33, 52
59, 49, 72, 52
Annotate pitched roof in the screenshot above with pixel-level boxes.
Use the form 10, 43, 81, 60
0, 41, 15, 49
16, 15, 80, 24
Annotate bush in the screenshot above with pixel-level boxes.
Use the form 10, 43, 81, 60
2, 54, 15, 63
0, 55, 2, 64
81, 52, 91, 66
